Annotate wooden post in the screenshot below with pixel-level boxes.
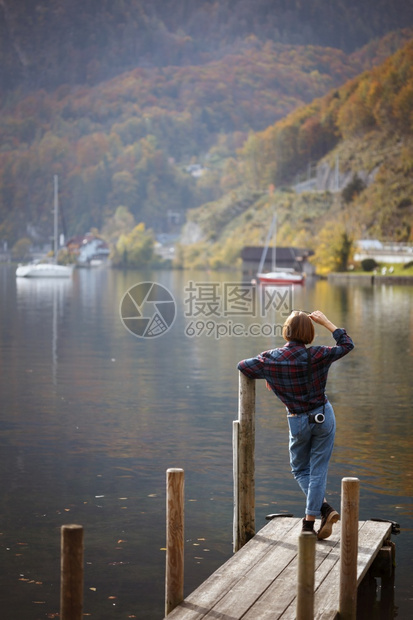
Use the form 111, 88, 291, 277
60, 524, 84, 620
232, 419, 240, 553
165, 468, 184, 615
296, 532, 316, 620
339, 477, 360, 620
233, 372, 255, 552
379, 541, 396, 617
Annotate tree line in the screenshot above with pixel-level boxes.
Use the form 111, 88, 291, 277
2, 0, 413, 92
1, 30, 411, 248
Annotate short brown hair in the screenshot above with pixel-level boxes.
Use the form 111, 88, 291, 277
282, 311, 314, 344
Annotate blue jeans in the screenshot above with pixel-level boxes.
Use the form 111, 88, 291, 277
287, 400, 336, 517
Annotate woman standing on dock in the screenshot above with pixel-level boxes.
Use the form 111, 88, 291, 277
237, 310, 354, 539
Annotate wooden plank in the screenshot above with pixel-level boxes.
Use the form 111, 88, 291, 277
204, 520, 304, 618
165, 518, 299, 620
242, 530, 341, 620
355, 520, 392, 583
280, 521, 391, 620
165, 519, 391, 620
242, 521, 390, 620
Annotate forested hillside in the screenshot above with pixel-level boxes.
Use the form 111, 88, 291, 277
1, 0, 413, 92
177, 38, 413, 272
1, 1, 413, 257
0, 27, 411, 247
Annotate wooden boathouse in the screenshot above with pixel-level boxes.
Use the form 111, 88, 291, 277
241, 246, 315, 278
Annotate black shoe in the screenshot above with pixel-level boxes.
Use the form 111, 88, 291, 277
317, 503, 339, 540
302, 518, 316, 535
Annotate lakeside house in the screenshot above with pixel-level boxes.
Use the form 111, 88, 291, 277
66, 233, 110, 265
354, 240, 413, 264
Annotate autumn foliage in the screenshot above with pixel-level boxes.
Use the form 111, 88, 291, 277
3, 34, 409, 244
176, 38, 413, 271
239, 39, 413, 188
0, 13, 412, 252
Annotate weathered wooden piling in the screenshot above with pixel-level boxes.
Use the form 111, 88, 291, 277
165, 468, 185, 616
60, 524, 84, 620
339, 477, 360, 620
296, 531, 316, 619
233, 372, 256, 552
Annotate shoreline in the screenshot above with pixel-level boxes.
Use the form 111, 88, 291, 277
328, 272, 413, 285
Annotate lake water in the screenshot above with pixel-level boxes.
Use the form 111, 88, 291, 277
0, 264, 412, 619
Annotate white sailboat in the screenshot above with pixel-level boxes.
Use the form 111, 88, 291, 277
256, 214, 305, 285
16, 176, 73, 278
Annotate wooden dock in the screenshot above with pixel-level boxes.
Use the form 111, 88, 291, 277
164, 516, 392, 620
162, 376, 396, 619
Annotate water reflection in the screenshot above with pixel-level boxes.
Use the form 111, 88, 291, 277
16, 276, 72, 386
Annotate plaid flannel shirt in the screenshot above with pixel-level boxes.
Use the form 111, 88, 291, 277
237, 328, 354, 414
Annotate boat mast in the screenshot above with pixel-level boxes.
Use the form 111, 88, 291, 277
54, 174, 58, 262
271, 213, 276, 271
257, 214, 276, 274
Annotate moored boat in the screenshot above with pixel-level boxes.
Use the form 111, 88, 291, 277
16, 175, 73, 279
255, 213, 305, 285
257, 269, 305, 285
16, 262, 73, 278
